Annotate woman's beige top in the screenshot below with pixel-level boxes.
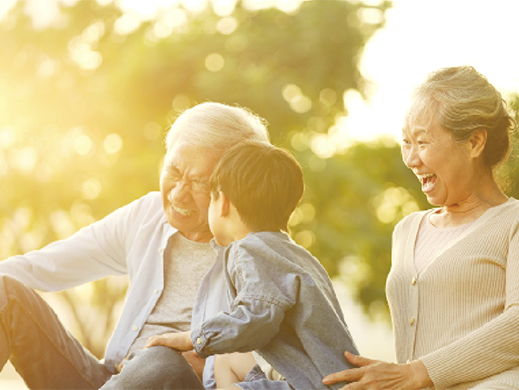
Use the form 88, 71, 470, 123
387, 198, 519, 390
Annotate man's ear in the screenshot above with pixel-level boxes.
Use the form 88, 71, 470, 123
468, 129, 487, 158
219, 191, 231, 217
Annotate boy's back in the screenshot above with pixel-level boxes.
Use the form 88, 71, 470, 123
192, 231, 358, 390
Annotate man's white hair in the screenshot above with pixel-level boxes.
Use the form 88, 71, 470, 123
165, 102, 270, 157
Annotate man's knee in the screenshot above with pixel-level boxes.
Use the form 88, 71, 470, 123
102, 346, 204, 390
0, 274, 29, 304
0, 274, 27, 292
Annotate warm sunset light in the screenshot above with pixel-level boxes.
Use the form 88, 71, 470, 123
1, 0, 519, 388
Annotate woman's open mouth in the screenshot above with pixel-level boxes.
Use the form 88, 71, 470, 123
419, 173, 437, 193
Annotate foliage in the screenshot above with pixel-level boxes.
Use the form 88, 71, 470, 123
500, 93, 519, 197
293, 141, 429, 318
0, 0, 415, 358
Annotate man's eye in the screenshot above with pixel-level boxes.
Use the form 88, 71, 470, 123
193, 181, 209, 191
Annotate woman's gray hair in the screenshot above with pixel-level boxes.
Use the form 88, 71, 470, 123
165, 102, 270, 155
407, 65, 516, 168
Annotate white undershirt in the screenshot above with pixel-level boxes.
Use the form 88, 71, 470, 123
129, 232, 215, 353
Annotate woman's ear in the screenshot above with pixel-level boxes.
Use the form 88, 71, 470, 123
219, 191, 231, 217
468, 129, 487, 158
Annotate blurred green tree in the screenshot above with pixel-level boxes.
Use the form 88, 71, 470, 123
0, 0, 438, 358
498, 93, 519, 199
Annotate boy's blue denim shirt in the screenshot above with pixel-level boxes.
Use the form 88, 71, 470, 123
191, 231, 359, 390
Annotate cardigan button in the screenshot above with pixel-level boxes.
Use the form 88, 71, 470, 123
411, 276, 417, 285
409, 317, 415, 326
196, 338, 202, 345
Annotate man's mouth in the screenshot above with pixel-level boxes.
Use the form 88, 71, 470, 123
172, 205, 195, 216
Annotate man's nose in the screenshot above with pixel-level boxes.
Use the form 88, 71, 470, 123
170, 180, 192, 203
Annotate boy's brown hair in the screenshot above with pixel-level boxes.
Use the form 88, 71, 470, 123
209, 140, 304, 232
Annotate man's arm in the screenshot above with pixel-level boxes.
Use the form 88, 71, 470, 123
0, 194, 157, 291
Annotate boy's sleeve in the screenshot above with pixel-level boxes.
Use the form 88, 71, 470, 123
191, 245, 297, 358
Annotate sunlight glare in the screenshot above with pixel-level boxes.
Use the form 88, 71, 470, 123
114, 12, 141, 35
13, 147, 38, 174
73, 134, 93, 156
180, 0, 207, 13
216, 16, 237, 35
0, 0, 16, 21
205, 53, 225, 72
349, 0, 519, 142
213, 0, 236, 17
82, 21, 105, 43
37, 57, 60, 79
294, 230, 315, 249
275, 0, 302, 14
103, 134, 123, 154
311, 134, 335, 159
115, 0, 177, 19
0, 126, 15, 149
81, 178, 102, 200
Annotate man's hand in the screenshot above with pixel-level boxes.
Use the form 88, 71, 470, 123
145, 331, 194, 351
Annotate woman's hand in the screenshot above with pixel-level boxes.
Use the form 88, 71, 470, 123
145, 331, 194, 351
322, 351, 433, 390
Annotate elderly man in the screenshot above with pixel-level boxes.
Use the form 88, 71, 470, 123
0, 102, 270, 389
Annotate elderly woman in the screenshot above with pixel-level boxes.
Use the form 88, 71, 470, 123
324, 66, 519, 389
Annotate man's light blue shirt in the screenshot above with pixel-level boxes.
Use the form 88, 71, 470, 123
0, 192, 176, 372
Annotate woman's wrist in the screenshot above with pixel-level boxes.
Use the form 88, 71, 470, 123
408, 360, 433, 389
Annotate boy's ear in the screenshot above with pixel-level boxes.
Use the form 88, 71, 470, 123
219, 191, 231, 217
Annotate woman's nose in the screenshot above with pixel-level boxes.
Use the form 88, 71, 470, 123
402, 146, 420, 168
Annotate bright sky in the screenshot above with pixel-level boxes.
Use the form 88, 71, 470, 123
2, 0, 518, 144
345, 0, 519, 142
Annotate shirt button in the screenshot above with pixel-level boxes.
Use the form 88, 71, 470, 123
411, 276, 417, 285
406, 359, 411, 364
196, 338, 202, 345
409, 317, 415, 326
154, 289, 159, 294
158, 247, 163, 253
132, 325, 138, 331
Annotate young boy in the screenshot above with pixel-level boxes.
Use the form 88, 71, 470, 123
146, 140, 358, 389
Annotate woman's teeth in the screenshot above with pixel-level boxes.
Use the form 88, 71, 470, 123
419, 173, 436, 191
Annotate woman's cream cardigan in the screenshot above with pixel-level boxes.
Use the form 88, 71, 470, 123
387, 198, 519, 389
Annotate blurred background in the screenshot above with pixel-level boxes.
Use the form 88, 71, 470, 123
1, 0, 519, 387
